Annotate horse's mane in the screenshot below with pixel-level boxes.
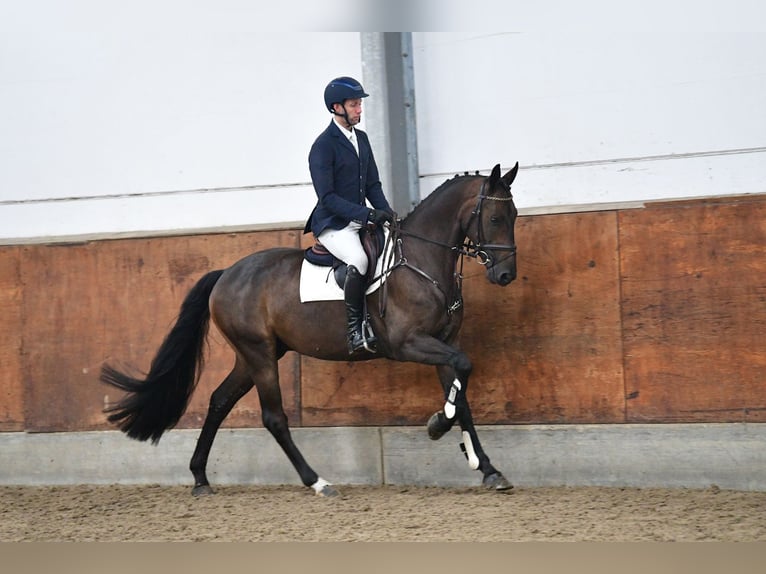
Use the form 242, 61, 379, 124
400, 173, 482, 225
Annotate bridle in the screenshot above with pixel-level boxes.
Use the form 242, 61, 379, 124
463, 178, 518, 267
393, 176, 517, 266
375, 175, 517, 315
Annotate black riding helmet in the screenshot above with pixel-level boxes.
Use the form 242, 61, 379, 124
324, 76, 369, 113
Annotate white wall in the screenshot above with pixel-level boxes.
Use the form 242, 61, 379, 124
0, 3, 362, 242
413, 9, 766, 210
1, 2, 764, 243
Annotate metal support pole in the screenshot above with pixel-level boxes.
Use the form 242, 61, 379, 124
361, 33, 420, 216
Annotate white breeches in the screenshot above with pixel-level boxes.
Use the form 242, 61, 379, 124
317, 222, 368, 274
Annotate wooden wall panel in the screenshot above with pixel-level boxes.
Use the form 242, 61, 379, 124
7, 192, 765, 433
459, 211, 625, 424
620, 197, 766, 422
0, 247, 25, 430
300, 358, 440, 426
300, 211, 625, 426
20, 231, 301, 432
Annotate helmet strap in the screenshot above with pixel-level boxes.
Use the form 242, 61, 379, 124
332, 102, 351, 128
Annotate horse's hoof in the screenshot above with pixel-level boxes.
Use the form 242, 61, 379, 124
483, 472, 514, 492
316, 484, 341, 498
192, 484, 215, 497
427, 411, 451, 440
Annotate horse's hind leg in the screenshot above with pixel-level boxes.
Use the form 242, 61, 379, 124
242, 344, 339, 498
189, 359, 254, 495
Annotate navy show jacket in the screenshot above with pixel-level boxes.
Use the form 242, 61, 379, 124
304, 120, 392, 237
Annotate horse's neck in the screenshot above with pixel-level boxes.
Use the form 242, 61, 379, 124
400, 181, 475, 275
405, 211, 464, 250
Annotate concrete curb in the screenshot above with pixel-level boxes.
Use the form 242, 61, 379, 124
2, 424, 765, 490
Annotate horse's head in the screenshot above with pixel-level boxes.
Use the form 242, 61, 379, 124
466, 163, 519, 286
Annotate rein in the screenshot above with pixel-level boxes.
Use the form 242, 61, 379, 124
373, 176, 516, 317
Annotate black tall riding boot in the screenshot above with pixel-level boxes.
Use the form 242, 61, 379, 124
344, 265, 375, 354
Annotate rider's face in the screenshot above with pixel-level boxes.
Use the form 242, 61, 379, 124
334, 98, 362, 128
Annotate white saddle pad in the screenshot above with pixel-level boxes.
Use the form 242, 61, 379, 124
299, 232, 393, 303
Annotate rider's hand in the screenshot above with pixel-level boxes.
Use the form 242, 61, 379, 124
368, 208, 394, 225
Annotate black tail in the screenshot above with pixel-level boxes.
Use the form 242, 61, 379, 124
101, 269, 225, 443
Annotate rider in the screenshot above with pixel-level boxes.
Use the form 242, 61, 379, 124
304, 76, 395, 354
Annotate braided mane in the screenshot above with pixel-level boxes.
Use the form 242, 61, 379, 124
401, 173, 482, 224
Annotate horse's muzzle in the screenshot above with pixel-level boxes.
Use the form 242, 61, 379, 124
487, 264, 516, 286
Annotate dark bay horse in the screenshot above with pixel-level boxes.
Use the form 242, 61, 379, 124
101, 162, 520, 497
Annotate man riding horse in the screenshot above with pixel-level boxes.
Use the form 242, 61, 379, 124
303, 76, 395, 354
101, 77, 520, 497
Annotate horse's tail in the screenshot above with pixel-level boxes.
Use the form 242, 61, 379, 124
101, 269, 225, 444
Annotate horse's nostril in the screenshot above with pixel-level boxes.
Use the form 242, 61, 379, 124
498, 272, 516, 286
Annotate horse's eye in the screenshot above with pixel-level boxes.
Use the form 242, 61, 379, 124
490, 216, 500, 224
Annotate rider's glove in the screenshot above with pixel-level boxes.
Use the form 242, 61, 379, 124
368, 208, 394, 225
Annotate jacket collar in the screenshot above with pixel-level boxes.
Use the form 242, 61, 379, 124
329, 120, 359, 155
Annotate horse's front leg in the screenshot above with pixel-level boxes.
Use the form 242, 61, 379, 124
392, 334, 512, 491
425, 357, 469, 441
432, 365, 513, 491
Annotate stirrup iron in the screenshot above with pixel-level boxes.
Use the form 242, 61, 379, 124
361, 317, 377, 353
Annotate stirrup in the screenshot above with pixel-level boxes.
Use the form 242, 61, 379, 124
361, 319, 377, 352
348, 320, 377, 354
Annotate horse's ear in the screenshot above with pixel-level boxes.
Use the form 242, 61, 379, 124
502, 162, 519, 187
489, 164, 502, 185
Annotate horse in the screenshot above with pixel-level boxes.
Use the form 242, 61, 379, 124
101, 162, 520, 497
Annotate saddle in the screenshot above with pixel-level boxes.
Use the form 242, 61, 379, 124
304, 224, 387, 288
